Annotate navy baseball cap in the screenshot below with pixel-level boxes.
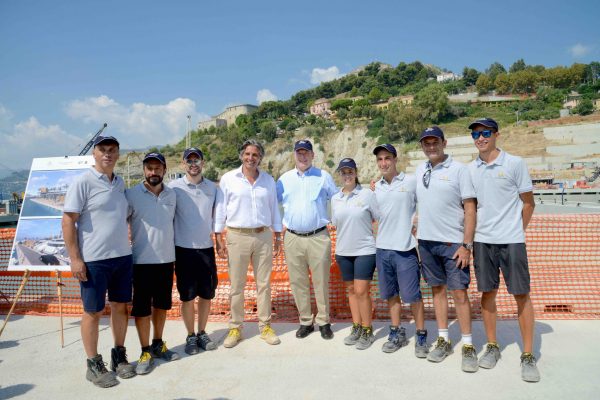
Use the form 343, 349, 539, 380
419, 126, 445, 142
336, 158, 357, 171
143, 152, 166, 165
294, 139, 313, 152
372, 143, 397, 157
183, 147, 204, 160
93, 135, 119, 147
468, 117, 499, 131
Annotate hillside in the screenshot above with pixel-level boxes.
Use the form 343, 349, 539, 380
117, 59, 600, 184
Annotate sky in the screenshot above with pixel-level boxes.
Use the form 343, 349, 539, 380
1, 0, 598, 171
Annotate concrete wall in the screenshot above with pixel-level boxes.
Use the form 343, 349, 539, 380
543, 123, 600, 144
546, 143, 600, 157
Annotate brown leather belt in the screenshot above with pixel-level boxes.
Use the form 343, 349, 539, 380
227, 226, 266, 234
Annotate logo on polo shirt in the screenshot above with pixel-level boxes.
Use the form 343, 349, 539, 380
496, 171, 506, 179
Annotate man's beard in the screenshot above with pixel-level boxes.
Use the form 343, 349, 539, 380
146, 176, 163, 187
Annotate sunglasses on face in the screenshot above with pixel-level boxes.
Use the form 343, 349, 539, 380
471, 130, 494, 139
185, 159, 202, 166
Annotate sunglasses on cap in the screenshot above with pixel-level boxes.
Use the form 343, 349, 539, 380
471, 130, 494, 140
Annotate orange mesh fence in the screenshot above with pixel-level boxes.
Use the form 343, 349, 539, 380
1, 214, 599, 321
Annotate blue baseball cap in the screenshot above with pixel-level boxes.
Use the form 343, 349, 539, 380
183, 147, 204, 160
93, 135, 119, 147
372, 143, 397, 157
468, 117, 499, 131
294, 139, 313, 152
419, 126, 445, 142
336, 158, 357, 172
143, 152, 166, 165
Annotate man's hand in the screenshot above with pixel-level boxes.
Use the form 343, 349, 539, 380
215, 234, 228, 259
70, 258, 87, 281
452, 246, 471, 269
273, 234, 282, 257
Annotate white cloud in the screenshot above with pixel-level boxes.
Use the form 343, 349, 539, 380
0, 104, 13, 130
569, 43, 591, 58
256, 89, 278, 104
0, 116, 84, 169
310, 66, 343, 84
65, 95, 210, 149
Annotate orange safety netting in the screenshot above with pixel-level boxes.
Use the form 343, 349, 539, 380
1, 214, 599, 321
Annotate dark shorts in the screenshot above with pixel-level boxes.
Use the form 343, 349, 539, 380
419, 240, 471, 291
131, 262, 175, 317
376, 248, 422, 303
175, 246, 218, 301
80, 254, 133, 313
335, 254, 376, 282
473, 242, 530, 295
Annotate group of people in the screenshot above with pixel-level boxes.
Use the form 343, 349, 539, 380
62, 116, 540, 388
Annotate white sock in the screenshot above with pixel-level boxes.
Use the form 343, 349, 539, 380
462, 333, 473, 345
439, 329, 449, 341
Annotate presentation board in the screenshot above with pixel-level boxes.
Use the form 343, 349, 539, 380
8, 156, 94, 271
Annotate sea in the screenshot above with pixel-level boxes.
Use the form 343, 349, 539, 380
21, 198, 63, 217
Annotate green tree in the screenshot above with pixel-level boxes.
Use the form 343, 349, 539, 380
509, 58, 527, 73
511, 69, 539, 94
573, 98, 594, 115
486, 61, 507, 81
260, 121, 277, 142
494, 73, 511, 94
413, 85, 449, 123
383, 103, 427, 142
336, 108, 348, 120
476, 74, 494, 94
462, 67, 480, 86
330, 99, 353, 111
367, 87, 383, 103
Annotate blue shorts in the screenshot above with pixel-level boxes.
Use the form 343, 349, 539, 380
376, 248, 422, 303
335, 254, 376, 281
418, 240, 470, 290
80, 255, 133, 313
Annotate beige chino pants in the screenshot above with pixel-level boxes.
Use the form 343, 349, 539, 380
226, 229, 273, 330
284, 229, 331, 326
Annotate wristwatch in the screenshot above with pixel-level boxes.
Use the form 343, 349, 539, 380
462, 242, 474, 251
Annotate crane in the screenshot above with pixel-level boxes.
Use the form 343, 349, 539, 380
79, 123, 108, 156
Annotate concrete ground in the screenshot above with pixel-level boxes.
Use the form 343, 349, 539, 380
0, 316, 599, 400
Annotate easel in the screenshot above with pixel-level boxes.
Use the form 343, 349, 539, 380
0, 269, 31, 338
0, 269, 66, 347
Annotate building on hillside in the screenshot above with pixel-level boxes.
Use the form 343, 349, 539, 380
309, 98, 332, 117
563, 91, 582, 109
436, 72, 461, 83
594, 98, 600, 110
197, 104, 258, 130
373, 95, 414, 110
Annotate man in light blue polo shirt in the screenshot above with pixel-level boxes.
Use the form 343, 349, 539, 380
277, 139, 338, 340
372, 144, 428, 356
468, 117, 539, 382
168, 147, 221, 355
63, 135, 135, 388
415, 126, 478, 372
126, 152, 179, 375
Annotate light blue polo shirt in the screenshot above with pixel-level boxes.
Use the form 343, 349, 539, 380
416, 155, 476, 243
331, 185, 379, 256
63, 167, 131, 262
168, 176, 219, 249
276, 166, 338, 232
374, 172, 418, 252
468, 150, 533, 244
126, 183, 176, 264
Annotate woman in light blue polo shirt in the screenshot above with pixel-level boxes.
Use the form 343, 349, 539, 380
331, 158, 379, 350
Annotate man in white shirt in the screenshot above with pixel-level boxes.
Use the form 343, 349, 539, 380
215, 139, 283, 348
468, 117, 539, 382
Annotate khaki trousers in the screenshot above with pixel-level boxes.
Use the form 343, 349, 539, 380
226, 229, 273, 330
284, 229, 331, 326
